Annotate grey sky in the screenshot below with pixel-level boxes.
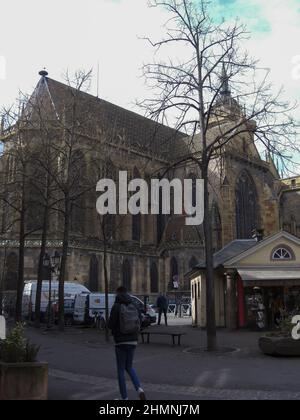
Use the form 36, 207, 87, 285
0, 0, 299, 122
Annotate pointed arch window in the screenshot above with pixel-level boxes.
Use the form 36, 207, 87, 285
235, 171, 259, 239
88, 254, 99, 292
189, 256, 198, 270
70, 150, 87, 234
157, 174, 166, 244
132, 167, 141, 241
189, 173, 197, 208
169, 257, 179, 290
211, 202, 222, 251
150, 262, 159, 293
103, 159, 117, 240
122, 259, 132, 291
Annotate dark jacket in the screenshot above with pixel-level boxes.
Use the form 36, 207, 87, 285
156, 295, 168, 311
108, 293, 140, 344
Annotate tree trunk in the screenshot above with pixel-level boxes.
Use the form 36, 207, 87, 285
103, 242, 110, 342
202, 163, 217, 351
58, 201, 70, 331
35, 201, 49, 328
15, 204, 25, 323
0, 246, 7, 316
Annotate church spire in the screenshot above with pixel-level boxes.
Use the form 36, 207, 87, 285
219, 62, 231, 99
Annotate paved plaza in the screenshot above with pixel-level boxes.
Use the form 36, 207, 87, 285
24, 316, 300, 400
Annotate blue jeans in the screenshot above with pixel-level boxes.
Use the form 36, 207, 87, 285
115, 345, 141, 400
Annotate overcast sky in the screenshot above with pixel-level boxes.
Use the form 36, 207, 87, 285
0, 0, 300, 122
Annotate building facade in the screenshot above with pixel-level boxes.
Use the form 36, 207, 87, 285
0, 72, 298, 301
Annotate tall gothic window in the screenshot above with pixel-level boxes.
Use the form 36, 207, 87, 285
235, 170, 259, 239
211, 202, 222, 251
4, 252, 18, 291
122, 259, 132, 291
150, 262, 159, 293
70, 150, 86, 234
189, 256, 198, 270
88, 254, 99, 292
157, 174, 166, 244
103, 159, 117, 240
188, 173, 197, 208
132, 167, 141, 241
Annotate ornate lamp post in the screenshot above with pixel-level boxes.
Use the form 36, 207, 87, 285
43, 251, 61, 329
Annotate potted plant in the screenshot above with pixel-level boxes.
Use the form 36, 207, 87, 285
0, 323, 48, 400
259, 315, 300, 357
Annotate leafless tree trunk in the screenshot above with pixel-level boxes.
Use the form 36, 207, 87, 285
35, 173, 51, 327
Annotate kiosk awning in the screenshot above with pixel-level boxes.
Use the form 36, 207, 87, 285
238, 269, 300, 282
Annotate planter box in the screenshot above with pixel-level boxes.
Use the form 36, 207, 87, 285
0, 361, 48, 400
259, 336, 300, 357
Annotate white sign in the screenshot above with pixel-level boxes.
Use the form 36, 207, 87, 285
291, 315, 300, 340
173, 275, 180, 289
0, 315, 6, 340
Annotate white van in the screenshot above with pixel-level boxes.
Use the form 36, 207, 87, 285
22, 280, 90, 319
73, 293, 157, 326
73, 293, 116, 325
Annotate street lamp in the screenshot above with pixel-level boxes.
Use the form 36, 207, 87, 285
43, 251, 61, 329
51, 251, 61, 269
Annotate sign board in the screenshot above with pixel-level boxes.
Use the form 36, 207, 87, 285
0, 315, 6, 340
173, 275, 180, 289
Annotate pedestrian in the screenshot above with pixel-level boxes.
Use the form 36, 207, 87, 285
108, 286, 146, 401
156, 293, 168, 326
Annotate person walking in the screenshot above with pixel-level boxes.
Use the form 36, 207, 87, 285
156, 293, 168, 326
108, 286, 146, 401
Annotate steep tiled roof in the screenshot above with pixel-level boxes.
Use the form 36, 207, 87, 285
189, 239, 257, 271
40, 77, 188, 161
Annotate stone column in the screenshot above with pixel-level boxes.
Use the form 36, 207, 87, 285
225, 271, 237, 330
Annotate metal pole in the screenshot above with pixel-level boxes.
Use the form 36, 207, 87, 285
0, 244, 7, 316
47, 268, 52, 329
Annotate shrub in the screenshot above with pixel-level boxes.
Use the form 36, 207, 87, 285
0, 323, 40, 363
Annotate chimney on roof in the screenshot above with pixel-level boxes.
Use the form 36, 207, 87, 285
252, 228, 264, 242
39, 69, 48, 77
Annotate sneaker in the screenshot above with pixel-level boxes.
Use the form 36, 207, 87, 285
138, 388, 146, 401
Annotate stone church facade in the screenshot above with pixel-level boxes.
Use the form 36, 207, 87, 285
0, 72, 297, 299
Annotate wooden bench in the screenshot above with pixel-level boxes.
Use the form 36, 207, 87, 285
140, 329, 186, 346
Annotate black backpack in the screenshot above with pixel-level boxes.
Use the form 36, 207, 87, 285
119, 302, 141, 334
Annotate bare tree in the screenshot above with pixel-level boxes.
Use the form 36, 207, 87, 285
140, 0, 299, 350
0, 102, 44, 321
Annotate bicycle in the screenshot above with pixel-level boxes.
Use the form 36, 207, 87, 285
93, 311, 106, 330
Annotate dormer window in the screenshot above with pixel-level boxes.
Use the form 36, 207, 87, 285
272, 247, 293, 260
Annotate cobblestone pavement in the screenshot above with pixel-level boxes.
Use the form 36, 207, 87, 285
25, 324, 300, 400
49, 368, 300, 400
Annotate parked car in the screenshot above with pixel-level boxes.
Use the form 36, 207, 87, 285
131, 296, 157, 325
